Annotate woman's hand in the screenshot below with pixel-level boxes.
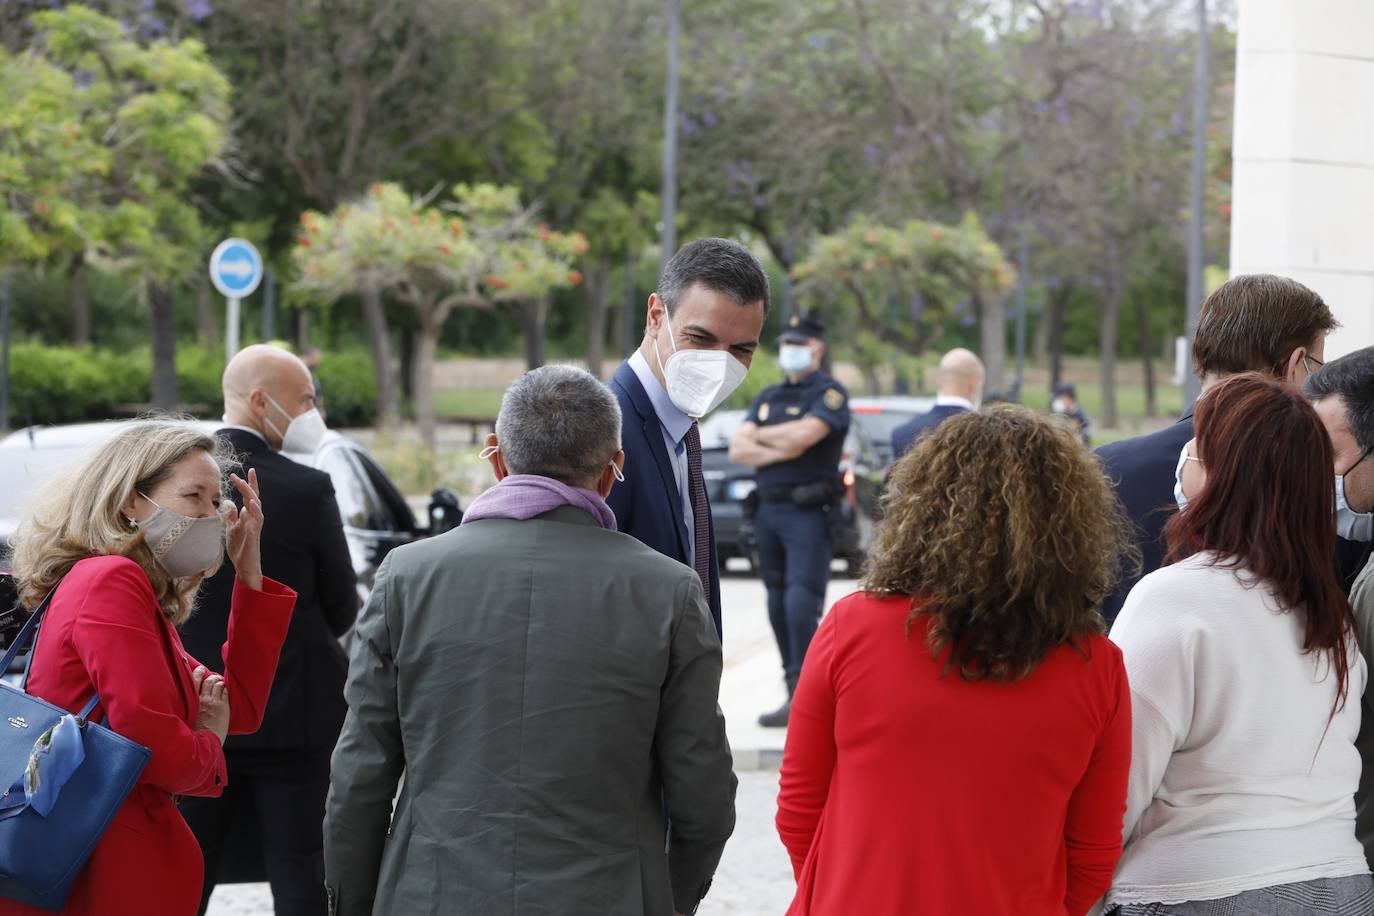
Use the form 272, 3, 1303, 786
191, 665, 230, 744
224, 468, 264, 591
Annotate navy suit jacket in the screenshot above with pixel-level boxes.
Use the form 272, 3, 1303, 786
607, 361, 723, 635
1097, 412, 1373, 626
892, 404, 968, 460
1095, 414, 1194, 626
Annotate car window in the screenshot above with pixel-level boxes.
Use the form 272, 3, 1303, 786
0, 448, 90, 520
852, 411, 918, 465
355, 453, 416, 534
316, 446, 376, 530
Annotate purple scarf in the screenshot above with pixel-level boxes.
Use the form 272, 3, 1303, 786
460, 474, 617, 531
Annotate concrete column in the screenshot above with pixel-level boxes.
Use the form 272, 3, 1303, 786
1230, 1, 1374, 358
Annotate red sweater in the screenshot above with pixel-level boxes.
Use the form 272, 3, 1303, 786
0, 556, 295, 916
777, 592, 1130, 916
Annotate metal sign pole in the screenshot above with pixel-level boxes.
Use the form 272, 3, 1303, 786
226, 296, 241, 363
0, 269, 10, 433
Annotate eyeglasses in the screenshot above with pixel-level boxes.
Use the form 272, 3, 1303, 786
1303, 354, 1325, 376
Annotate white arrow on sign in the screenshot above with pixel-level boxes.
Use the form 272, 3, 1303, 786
218, 259, 257, 279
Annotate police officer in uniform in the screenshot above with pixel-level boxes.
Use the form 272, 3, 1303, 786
729, 313, 850, 727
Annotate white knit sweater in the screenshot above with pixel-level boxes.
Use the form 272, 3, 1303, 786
1106, 553, 1370, 906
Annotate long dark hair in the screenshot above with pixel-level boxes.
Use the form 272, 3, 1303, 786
1164, 373, 1356, 707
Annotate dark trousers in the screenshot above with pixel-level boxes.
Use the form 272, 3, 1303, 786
181, 749, 331, 916
754, 500, 833, 678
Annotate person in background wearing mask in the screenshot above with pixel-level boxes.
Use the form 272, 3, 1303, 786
1304, 346, 1374, 867
1097, 274, 1338, 626
608, 238, 770, 636
730, 313, 850, 728
1051, 382, 1092, 446
3, 421, 295, 916
890, 348, 985, 460
179, 344, 358, 916
325, 367, 736, 916
1108, 373, 1371, 914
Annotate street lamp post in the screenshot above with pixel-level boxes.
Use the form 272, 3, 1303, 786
659, 0, 681, 275
1185, 0, 1209, 406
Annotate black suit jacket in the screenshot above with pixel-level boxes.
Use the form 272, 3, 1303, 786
1095, 414, 1194, 626
606, 362, 723, 635
180, 428, 358, 752
892, 404, 968, 460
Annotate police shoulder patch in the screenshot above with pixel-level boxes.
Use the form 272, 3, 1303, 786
824, 387, 846, 410
758, 402, 770, 422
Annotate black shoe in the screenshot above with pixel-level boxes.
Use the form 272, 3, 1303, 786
758, 674, 798, 728
758, 698, 790, 728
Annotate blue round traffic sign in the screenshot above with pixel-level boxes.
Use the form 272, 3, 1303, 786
209, 238, 263, 298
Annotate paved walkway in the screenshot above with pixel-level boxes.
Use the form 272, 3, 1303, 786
207, 568, 859, 915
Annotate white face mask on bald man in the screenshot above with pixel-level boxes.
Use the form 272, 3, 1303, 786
264, 394, 327, 455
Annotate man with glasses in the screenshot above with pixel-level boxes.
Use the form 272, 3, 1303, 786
1308, 346, 1374, 868
1096, 274, 1337, 625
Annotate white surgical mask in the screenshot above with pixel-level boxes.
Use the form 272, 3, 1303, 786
1173, 443, 1204, 511
1336, 454, 1372, 541
653, 312, 748, 419
778, 344, 814, 375
1051, 398, 1067, 413
265, 394, 327, 455
130, 494, 225, 579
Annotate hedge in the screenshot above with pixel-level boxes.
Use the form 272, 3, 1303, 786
5, 344, 379, 428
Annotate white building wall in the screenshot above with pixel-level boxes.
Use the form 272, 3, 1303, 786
1231, 0, 1374, 357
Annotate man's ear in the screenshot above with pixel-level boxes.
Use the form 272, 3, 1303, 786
646, 293, 667, 336
1283, 347, 1306, 384
599, 450, 626, 499
484, 433, 509, 481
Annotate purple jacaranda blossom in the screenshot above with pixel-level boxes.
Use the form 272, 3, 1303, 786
186, 0, 213, 21
701, 110, 718, 127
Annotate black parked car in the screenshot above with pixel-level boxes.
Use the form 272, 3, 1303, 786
699, 405, 897, 577
0, 421, 462, 654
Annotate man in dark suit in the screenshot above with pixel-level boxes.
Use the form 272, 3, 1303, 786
607, 238, 770, 635
892, 348, 985, 460
1097, 274, 1337, 625
180, 344, 358, 916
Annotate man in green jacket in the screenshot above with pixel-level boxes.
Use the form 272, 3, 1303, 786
324, 365, 736, 916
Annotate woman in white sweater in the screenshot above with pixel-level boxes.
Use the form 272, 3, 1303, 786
1107, 373, 1374, 915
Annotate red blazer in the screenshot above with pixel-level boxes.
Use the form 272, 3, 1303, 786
777, 593, 1131, 916
0, 555, 295, 916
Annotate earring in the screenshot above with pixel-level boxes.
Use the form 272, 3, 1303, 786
125, 515, 139, 530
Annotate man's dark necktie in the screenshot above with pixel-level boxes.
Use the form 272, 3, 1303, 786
684, 421, 712, 596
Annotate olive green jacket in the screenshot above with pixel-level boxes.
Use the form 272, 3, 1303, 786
324, 506, 736, 916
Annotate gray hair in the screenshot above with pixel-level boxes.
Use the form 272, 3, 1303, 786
495, 366, 622, 485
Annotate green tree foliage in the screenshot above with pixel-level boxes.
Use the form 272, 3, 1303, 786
293, 181, 587, 451
0, 4, 229, 406
791, 213, 1015, 380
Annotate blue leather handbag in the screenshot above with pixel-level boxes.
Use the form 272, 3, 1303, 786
0, 584, 151, 911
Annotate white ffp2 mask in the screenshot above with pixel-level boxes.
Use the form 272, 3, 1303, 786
265, 395, 327, 455
654, 312, 748, 418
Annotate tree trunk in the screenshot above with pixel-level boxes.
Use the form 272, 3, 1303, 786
586, 254, 612, 378
522, 297, 549, 370
399, 327, 416, 400
1032, 294, 1051, 364
1099, 282, 1122, 431
414, 319, 440, 455
977, 290, 1007, 394
195, 276, 216, 351
1048, 284, 1070, 391
149, 284, 178, 410
70, 264, 91, 346
360, 286, 399, 426
1136, 291, 1157, 418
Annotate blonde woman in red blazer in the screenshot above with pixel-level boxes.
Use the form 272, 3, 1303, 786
2, 421, 295, 916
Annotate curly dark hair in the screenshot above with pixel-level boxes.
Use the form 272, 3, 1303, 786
865, 408, 1134, 681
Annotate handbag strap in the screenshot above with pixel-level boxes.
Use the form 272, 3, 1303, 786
0, 584, 103, 724
0, 586, 55, 678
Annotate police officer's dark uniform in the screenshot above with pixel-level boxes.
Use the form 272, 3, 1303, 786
747, 314, 850, 727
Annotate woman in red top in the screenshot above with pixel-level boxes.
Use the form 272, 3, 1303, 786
777, 409, 1134, 916
3, 421, 295, 916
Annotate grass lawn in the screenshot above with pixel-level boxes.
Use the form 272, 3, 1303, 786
434, 388, 505, 418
